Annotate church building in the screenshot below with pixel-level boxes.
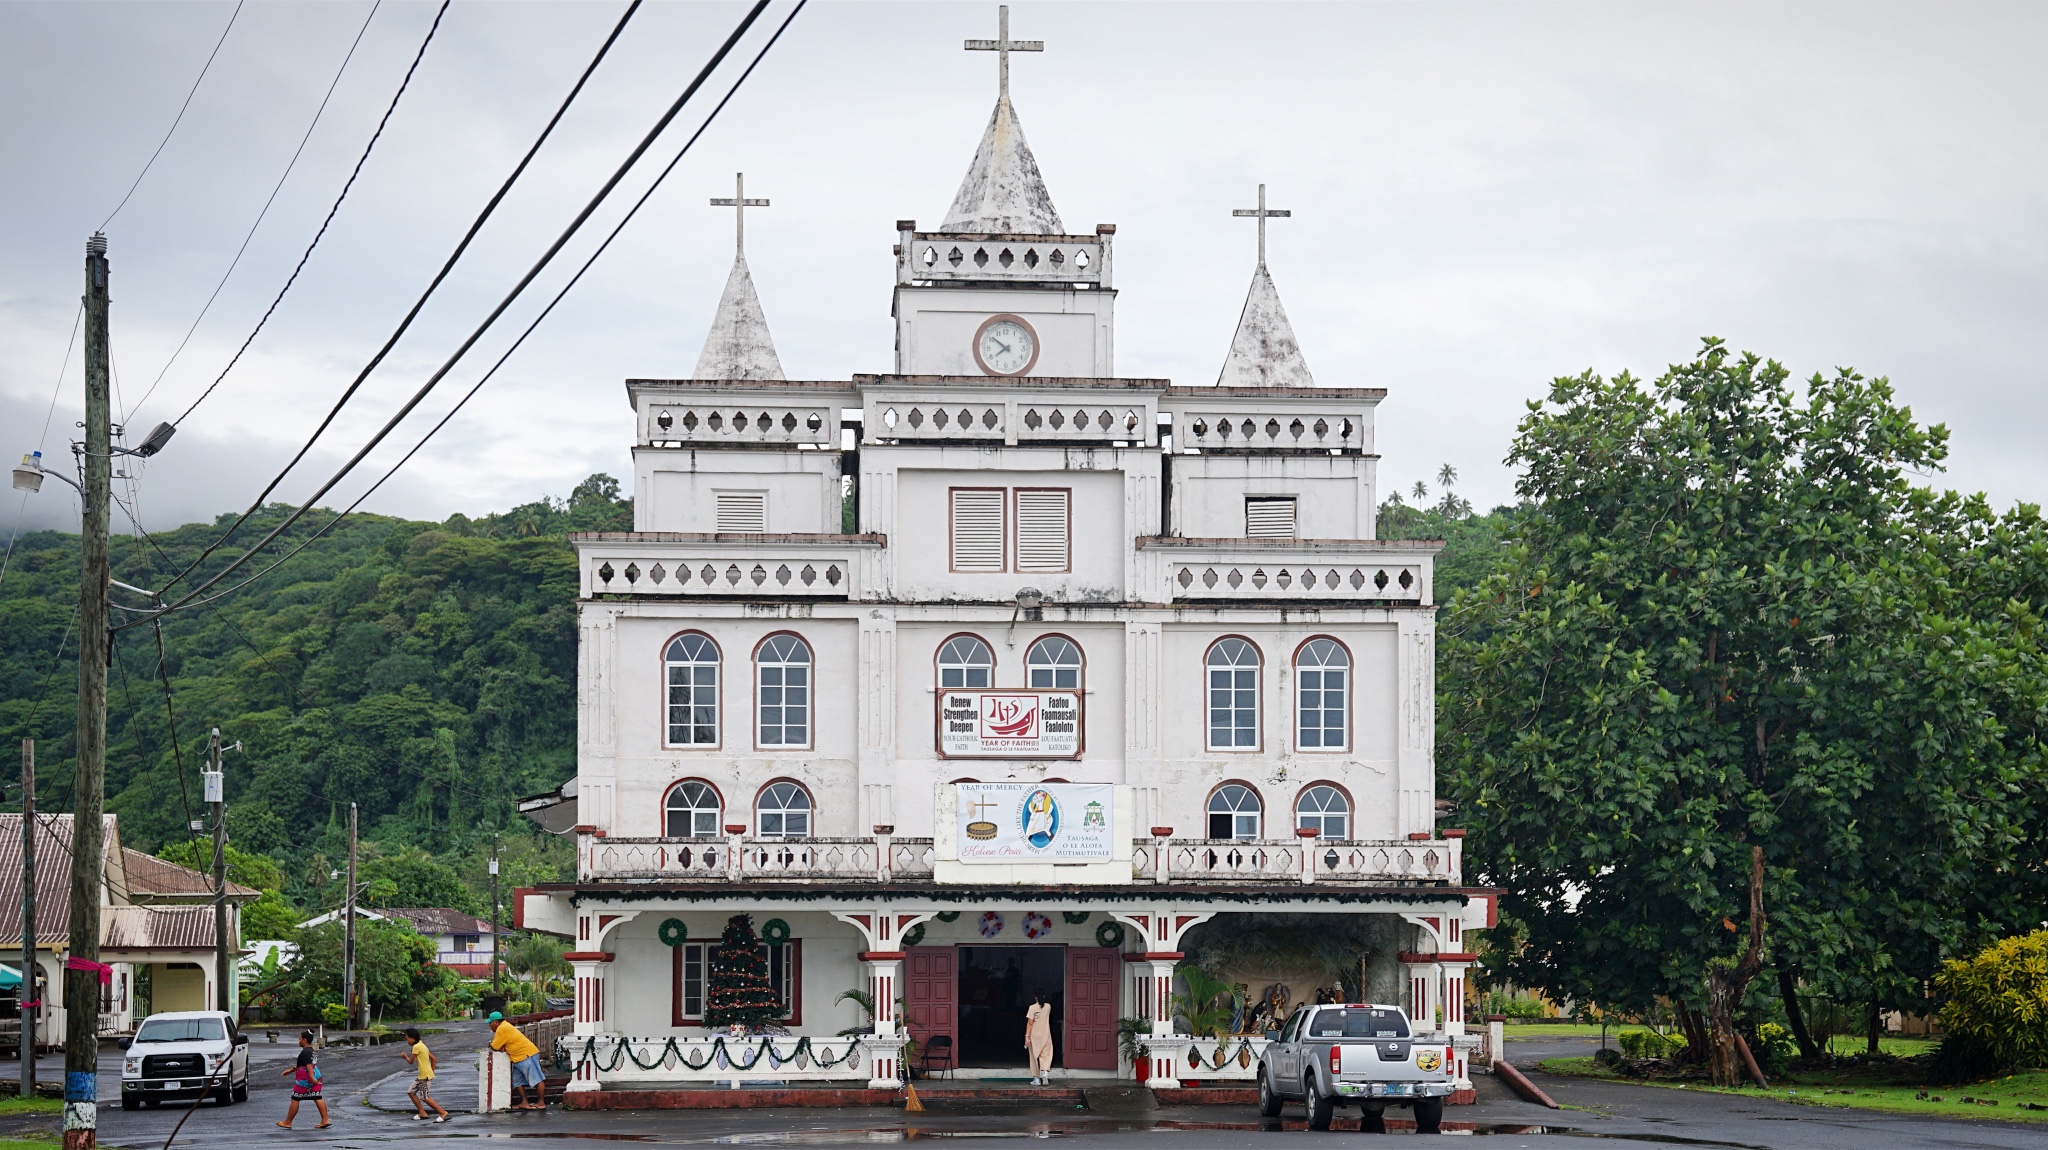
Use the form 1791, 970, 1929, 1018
519, 6, 1492, 1096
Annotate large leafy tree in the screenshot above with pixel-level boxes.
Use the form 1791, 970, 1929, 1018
1443, 341, 2044, 1084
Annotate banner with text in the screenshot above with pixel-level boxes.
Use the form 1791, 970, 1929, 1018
937, 690, 1082, 759
955, 782, 1114, 862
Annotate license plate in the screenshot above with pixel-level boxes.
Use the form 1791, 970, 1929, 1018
1382, 1083, 1412, 1096
161, 1081, 181, 1090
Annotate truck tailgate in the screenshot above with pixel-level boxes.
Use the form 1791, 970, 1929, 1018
1336, 1040, 1453, 1080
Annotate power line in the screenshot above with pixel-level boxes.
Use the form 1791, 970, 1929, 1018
128, 0, 806, 624
129, 1, 385, 420
132, 0, 773, 624
0, 305, 84, 598
152, 0, 642, 594
101, 1, 245, 230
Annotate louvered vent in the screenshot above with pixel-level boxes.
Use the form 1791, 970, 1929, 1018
1245, 497, 1297, 539
950, 489, 1006, 571
715, 492, 768, 533
1014, 489, 1071, 573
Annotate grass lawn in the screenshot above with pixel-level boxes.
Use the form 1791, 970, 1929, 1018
1504, 1022, 1666, 1039
0, 1101, 59, 1117
1538, 1055, 2048, 1123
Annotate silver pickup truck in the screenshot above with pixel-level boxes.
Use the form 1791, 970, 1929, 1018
1256, 1003, 1456, 1132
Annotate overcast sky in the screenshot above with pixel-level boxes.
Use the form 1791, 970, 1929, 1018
4, 1, 2044, 537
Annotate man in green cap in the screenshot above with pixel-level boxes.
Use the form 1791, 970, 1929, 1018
488, 1012, 546, 1110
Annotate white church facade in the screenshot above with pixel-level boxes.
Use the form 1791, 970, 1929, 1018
520, 7, 1492, 1097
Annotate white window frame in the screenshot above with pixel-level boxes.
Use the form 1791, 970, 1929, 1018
755, 634, 813, 749
676, 940, 799, 1025
664, 633, 721, 748
1205, 637, 1262, 751
1207, 783, 1263, 841
664, 780, 723, 839
937, 635, 995, 690
1295, 637, 1350, 752
755, 781, 813, 839
1025, 635, 1083, 689
1295, 785, 1350, 839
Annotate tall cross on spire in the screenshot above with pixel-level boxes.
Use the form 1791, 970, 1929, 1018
1232, 183, 1292, 268
709, 172, 769, 255
965, 5, 1043, 102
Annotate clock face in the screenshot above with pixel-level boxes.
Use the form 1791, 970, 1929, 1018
974, 316, 1037, 376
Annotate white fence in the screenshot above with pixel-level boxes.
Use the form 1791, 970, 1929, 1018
556, 1033, 871, 1086
582, 836, 936, 883
1132, 838, 1461, 886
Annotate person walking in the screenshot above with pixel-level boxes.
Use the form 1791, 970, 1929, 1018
1024, 992, 1054, 1086
488, 1011, 547, 1111
277, 1030, 331, 1130
402, 1027, 450, 1122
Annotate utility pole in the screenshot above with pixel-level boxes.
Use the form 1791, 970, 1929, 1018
205, 729, 228, 1014
489, 842, 501, 997
20, 739, 36, 1100
64, 232, 111, 1150
342, 803, 357, 1033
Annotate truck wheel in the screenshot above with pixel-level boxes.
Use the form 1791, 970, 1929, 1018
1256, 1068, 1284, 1118
1361, 1105, 1386, 1133
121, 1098, 140, 1112
1305, 1078, 1334, 1131
232, 1079, 249, 1103
1413, 1097, 1444, 1134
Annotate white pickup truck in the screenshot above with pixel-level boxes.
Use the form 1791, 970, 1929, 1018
1256, 1003, 1456, 1132
118, 1010, 250, 1109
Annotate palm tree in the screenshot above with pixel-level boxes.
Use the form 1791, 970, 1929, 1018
504, 933, 569, 1007
1412, 480, 1428, 501
1436, 463, 1458, 489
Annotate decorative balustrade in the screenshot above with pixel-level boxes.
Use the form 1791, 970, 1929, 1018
1131, 837, 1461, 886
575, 534, 882, 599
642, 403, 839, 447
863, 393, 1155, 446
1170, 559, 1424, 602
1171, 410, 1365, 453
557, 1033, 871, 1085
897, 229, 1109, 287
580, 836, 936, 883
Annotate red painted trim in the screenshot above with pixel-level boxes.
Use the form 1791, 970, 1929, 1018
659, 629, 725, 752
1407, 832, 1433, 841
563, 952, 614, 962
1396, 950, 1477, 963
858, 951, 908, 962
1294, 828, 1320, 838
723, 823, 748, 836
1139, 952, 1185, 961
662, 777, 727, 839
1441, 828, 1467, 838
512, 887, 536, 930
1148, 827, 1174, 838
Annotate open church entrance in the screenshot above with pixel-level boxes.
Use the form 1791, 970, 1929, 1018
904, 945, 1119, 1072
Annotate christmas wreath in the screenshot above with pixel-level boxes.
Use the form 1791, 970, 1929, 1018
1095, 920, 1125, 948
901, 923, 927, 947
762, 918, 792, 945
1022, 912, 1053, 939
1061, 911, 1091, 925
978, 911, 1005, 938
935, 911, 961, 923
658, 918, 689, 947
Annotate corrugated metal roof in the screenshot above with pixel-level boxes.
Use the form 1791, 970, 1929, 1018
122, 849, 258, 901
101, 905, 221, 951
0, 815, 255, 947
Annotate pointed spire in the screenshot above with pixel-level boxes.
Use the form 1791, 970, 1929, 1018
1217, 184, 1314, 387
693, 175, 784, 380
692, 255, 784, 381
1217, 264, 1316, 387
944, 5, 1062, 234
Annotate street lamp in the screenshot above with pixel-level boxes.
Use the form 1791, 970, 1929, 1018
11, 452, 81, 496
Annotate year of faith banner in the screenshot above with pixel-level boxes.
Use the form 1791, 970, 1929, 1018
954, 782, 1114, 862
937, 691, 1082, 759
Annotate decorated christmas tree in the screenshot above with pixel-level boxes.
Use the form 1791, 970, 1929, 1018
704, 913, 781, 1029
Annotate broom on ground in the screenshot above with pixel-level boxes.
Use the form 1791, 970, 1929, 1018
904, 1083, 925, 1112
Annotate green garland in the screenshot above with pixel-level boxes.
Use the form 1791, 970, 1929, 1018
1062, 911, 1092, 925
562, 1034, 867, 1074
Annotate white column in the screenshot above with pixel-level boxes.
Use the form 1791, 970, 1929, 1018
861, 951, 907, 1088
1138, 956, 1190, 1090
1440, 959, 1473, 1093
565, 954, 611, 1093
1401, 958, 1440, 1033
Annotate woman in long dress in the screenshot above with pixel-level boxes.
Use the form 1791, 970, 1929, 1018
1024, 992, 1055, 1085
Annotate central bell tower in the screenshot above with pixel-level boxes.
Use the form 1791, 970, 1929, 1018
891, 5, 1116, 378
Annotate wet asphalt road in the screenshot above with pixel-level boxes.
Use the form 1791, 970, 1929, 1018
18, 1028, 2033, 1148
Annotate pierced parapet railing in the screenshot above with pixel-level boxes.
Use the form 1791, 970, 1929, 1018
580, 836, 936, 883
1172, 411, 1363, 453
898, 230, 1108, 287
642, 404, 837, 447
1170, 561, 1423, 602
1130, 838, 1461, 886
590, 556, 849, 596
865, 399, 1152, 446
558, 1033, 870, 1084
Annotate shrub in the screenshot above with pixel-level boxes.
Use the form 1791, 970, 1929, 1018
321, 1003, 346, 1027
1618, 1030, 1684, 1060
1753, 1022, 1795, 1077
1934, 929, 2048, 1074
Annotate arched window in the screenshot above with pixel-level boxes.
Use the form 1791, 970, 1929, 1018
937, 635, 994, 689
1206, 638, 1261, 749
1207, 784, 1263, 840
1296, 785, 1350, 839
755, 781, 812, 839
756, 634, 812, 748
1026, 636, 1082, 689
664, 780, 722, 838
665, 633, 720, 746
1296, 638, 1349, 750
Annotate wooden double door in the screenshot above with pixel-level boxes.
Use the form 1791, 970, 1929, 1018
904, 945, 1120, 1070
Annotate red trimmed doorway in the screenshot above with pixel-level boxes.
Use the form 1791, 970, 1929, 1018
903, 945, 1118, 1072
